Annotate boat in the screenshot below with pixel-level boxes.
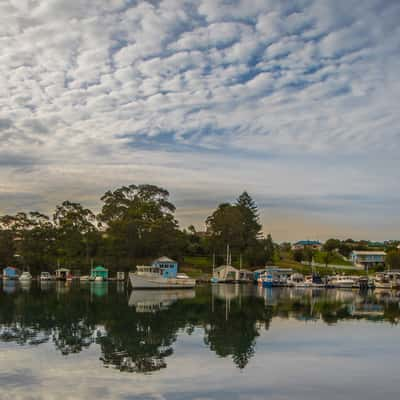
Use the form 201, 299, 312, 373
328, 275, 356, 289
40, 272, 53, 281
258, 268, 294, 287
128, 289, 196, 312
80, 275, 90, 282
129, 265, 196, 289
287, 273, 306, 287
304, 273, 326, 288
374, 272, 400, 289
19, 271, 33, 281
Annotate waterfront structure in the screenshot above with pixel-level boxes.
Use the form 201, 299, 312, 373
292, 240, 322, 251
2, 267, 19, 280
91, 266, 109, 281
258, 267, 294, 287
152, 257, 178, 279
213, 265, 239, 283
55, 268, 71, 281
350, 251, 386, 269
130, 256, 195, 289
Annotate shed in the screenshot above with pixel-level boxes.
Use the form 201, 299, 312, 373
238, 269, 253, 282
2, 267, 19, 280
91, 266, 109, 280
55, 268, 71, 280
213, 265, 239, 282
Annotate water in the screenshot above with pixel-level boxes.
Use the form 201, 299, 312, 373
0, 282, 399, 399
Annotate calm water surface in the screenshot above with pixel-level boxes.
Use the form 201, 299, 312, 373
0, 282, 399, 399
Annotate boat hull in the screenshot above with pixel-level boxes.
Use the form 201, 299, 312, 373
129, 272, 196, 289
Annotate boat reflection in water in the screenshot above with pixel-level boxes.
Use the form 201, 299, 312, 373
128, 289, 195, 312
1, 283, 400, 378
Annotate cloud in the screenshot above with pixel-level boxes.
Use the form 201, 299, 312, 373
0, 0, 399, 240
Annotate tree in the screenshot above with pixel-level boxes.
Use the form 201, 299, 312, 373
235, 192, 262, 251
53, 201, 97, 267
264, 234, 275, 263
303, 246, 314, 266
0, 229, 15, 267
99, 184, 181, 266
385, 250, 400, 270
206, 203, 245, 254
323, 238, 341, 252
293, 249, 304, 263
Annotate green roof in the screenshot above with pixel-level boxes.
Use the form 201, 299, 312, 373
93, 266, 108, 271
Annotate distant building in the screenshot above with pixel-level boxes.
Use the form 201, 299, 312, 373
292, 240, 322, 251
350, 251, 386, 269
152, 256, 178, 278
91, 266, 109, 280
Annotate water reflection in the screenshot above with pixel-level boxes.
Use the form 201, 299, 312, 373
1, 282, 400, 373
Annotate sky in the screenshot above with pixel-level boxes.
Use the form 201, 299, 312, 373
0, 0, 399, 242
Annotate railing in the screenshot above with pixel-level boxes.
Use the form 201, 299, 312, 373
301, 261, 363, 270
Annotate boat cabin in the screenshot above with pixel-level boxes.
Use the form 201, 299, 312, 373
91, 266, 109, 280
152, 256, 178, 279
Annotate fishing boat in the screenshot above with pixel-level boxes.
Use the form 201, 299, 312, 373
19, 271, 32, 281
129, 257, 195, 289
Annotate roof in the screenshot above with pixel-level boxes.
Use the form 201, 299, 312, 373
55, 268, 70, 272
93, 266, 108, 271
352, 251, 386, 255
215, 265, 239, 272
294, 240, 321, 246
153, 256, 176, 263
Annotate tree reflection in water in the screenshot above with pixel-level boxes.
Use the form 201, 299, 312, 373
0, 282, 400, 373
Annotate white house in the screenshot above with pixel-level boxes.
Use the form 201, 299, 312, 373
350, 251, 386, 269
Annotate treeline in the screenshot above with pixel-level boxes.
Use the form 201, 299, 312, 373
0, 184, 275, 273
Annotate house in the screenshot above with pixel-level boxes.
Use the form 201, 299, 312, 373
152, 256, 178, 278
213, 265, 239, 282
2, 266, 19, 280
350, 251, 386, 269
91, 266, 109, 280
292, 240, 322, 251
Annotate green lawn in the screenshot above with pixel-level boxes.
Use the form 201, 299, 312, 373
313, 251, 353, 266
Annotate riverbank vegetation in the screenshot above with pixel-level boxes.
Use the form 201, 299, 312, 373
1, 183, 399, 276
0, 184, 273, 274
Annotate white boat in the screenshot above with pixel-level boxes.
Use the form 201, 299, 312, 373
328, 275, 356, 289
374, 272, 400, 289
40, 272, 53, 281
80, 275, 90, 282
304, 274, 326, 288
19, 271, 32, 281
287, 273, 306, 287
129, 266, 196, 289
128, 289, 195, 312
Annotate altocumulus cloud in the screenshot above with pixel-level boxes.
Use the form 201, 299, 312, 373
0, 0, 400, 240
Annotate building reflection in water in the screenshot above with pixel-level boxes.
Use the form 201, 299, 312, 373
1, 282, 400, 373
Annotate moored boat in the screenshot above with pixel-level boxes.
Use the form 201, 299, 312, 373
40, 272, 53, 281
19, 271, 32, 281
129, 266, 196, 289
328, 275, 356, 289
